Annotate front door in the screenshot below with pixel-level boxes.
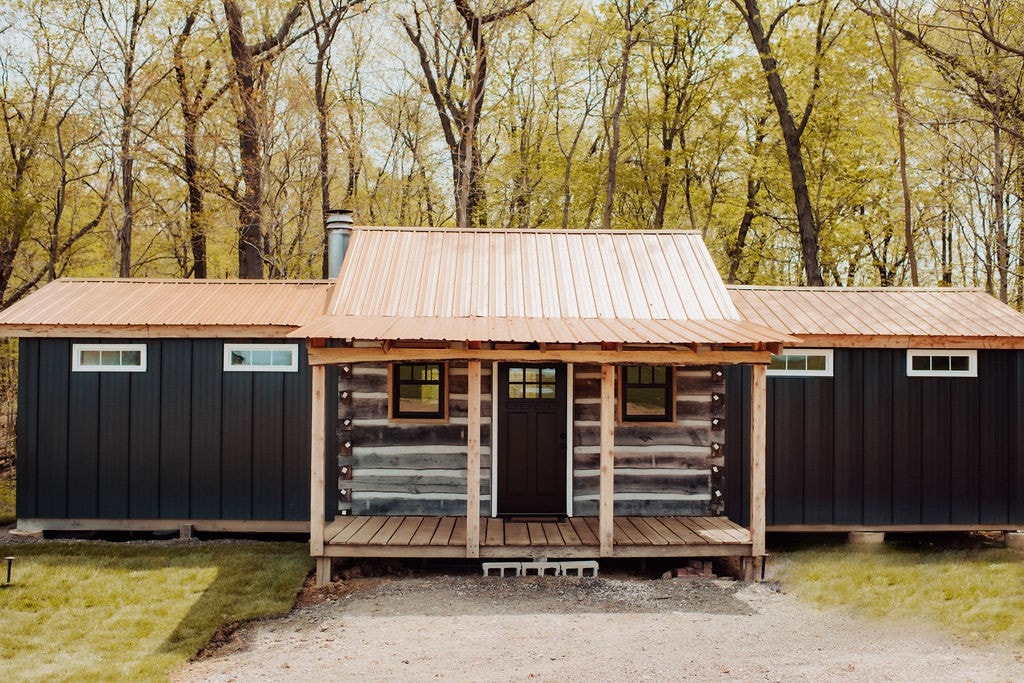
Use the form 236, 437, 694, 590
497, 363, 568, 515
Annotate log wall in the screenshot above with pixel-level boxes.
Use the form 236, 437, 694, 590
571, 364, 725, 516
340, 362, 492, 516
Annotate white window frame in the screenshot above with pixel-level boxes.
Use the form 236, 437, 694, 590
906, 349, 977, 378
767, 349, 834, 377
72, 343, 147, 372
223, 343, 299, 372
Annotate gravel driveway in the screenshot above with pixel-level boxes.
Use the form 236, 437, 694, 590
173, 572, 1023, 682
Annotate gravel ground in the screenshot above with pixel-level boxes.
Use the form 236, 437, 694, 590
173, 572, 1024, 682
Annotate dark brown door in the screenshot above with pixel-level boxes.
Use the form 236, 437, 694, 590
497, 363, 567, 515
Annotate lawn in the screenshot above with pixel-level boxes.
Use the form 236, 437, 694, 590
775, 537, 1024, 646
0, 541, 312, 681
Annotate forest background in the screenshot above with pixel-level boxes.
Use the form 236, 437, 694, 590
0, 0, 1021, 465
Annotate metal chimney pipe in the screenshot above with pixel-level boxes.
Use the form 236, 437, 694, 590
325, 208, 354, 279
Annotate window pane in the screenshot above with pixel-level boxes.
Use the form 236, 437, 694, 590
626, 366, 639, 383
540, 384, 556, 398
509, 368, 523, 382
399, 384, 439, 414
399, 365, 412, 380
271, 350, 292, 366
932, 355, 950, 371
121, 350, 141, 367
541, 367, 556, 382
788, 355, 807, 371
768, 355, 786, 371
100, 350, 120, 366
524, 384, 540, 399
652, 366, 666, 384
950, 355, 969, 371
912, 355, 930, 371
525, 368, 540, 383
81, 350, 101, 366
806, 355, 826, 371
626, 388, 667, 416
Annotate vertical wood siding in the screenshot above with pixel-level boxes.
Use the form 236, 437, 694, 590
16, 338, 316, 521
724, 349, 1024, 527
340, 362, 493, 516
571, 364, 724, 516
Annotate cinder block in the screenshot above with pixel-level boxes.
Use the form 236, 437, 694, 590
848, 531, 885, 545
520, 561, 560, 576
482, 562, 521, 577
1007, 532, 1024, 551
559, 560, 599, 577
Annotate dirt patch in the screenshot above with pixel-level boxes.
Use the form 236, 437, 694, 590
174, 571, 1024, 682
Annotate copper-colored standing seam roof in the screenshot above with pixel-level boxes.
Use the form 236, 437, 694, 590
293, 226, 795, 344
728, 286, 1024, 339
0, 279, 334, 328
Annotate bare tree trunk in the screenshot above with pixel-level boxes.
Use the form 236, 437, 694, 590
994, 119, 1008, 302
731, 0, 825, 285
603, 1, 646, 230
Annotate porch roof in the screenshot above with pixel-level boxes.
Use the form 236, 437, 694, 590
292, 227, 795, 346
729, 285, 1024, 348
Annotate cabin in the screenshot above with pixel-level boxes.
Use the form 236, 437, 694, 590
724, 286, 1024, 532
5, 222, 1024, 584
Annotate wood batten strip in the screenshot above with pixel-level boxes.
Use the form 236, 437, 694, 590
466, 361, 481, 558
308, 346, 771, 367
599, 364, 615, 556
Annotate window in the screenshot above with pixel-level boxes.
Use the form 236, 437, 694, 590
621, 365, 673, 422
72, 344, 147, 372
223, 344, 298, 372
392, 363, 446, 419
767, 349, 834, 377
907, 350, 977, 377
506, 366, 558, 400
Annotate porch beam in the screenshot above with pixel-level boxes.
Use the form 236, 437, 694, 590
749, 364, 767, 557
466, 360, 481, 558
599, 363, 615, 556
308, 346, 771, 367
310, 364, 328, 585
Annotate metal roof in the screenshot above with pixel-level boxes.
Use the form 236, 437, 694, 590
0, 279, 333, 336
729, 285, 1024, 345
293, 227, 794, 345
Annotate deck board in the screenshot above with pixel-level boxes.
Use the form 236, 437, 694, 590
409, 517, 441, 545
389, 516, 424, 545
324, 516, 752, 558
430, 517, 457, 545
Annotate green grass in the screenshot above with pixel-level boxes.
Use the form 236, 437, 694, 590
0, 474, 13, 525
775, 540, 1024, 646
0, 541, 312, 681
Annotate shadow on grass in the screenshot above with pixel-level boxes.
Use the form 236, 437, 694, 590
0, 541, 312, 676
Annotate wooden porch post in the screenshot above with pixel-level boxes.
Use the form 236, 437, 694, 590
310, 364, 328, 585
749, 363, 767, 557
599, 363, 615, 556
466, 360, 481, 558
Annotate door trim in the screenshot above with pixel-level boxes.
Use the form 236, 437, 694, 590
490, 361, 574, 517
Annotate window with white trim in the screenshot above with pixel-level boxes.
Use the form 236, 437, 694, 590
906, 350, 977, 377
223, 344, 299, 372
72, 343, 147, 372
767, 349, 834, 377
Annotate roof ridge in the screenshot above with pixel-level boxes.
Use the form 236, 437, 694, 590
726, 285, 987, 293
350, 225, 703, 236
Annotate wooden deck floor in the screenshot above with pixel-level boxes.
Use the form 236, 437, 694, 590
322, 515, 753, 559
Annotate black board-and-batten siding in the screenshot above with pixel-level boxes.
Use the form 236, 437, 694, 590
724, 348, 1024, 529
17, 338, 332, 523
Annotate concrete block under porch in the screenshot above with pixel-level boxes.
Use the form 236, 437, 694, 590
319, 514, 753, 559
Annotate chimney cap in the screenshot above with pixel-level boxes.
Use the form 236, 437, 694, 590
325, 208, 354, 227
